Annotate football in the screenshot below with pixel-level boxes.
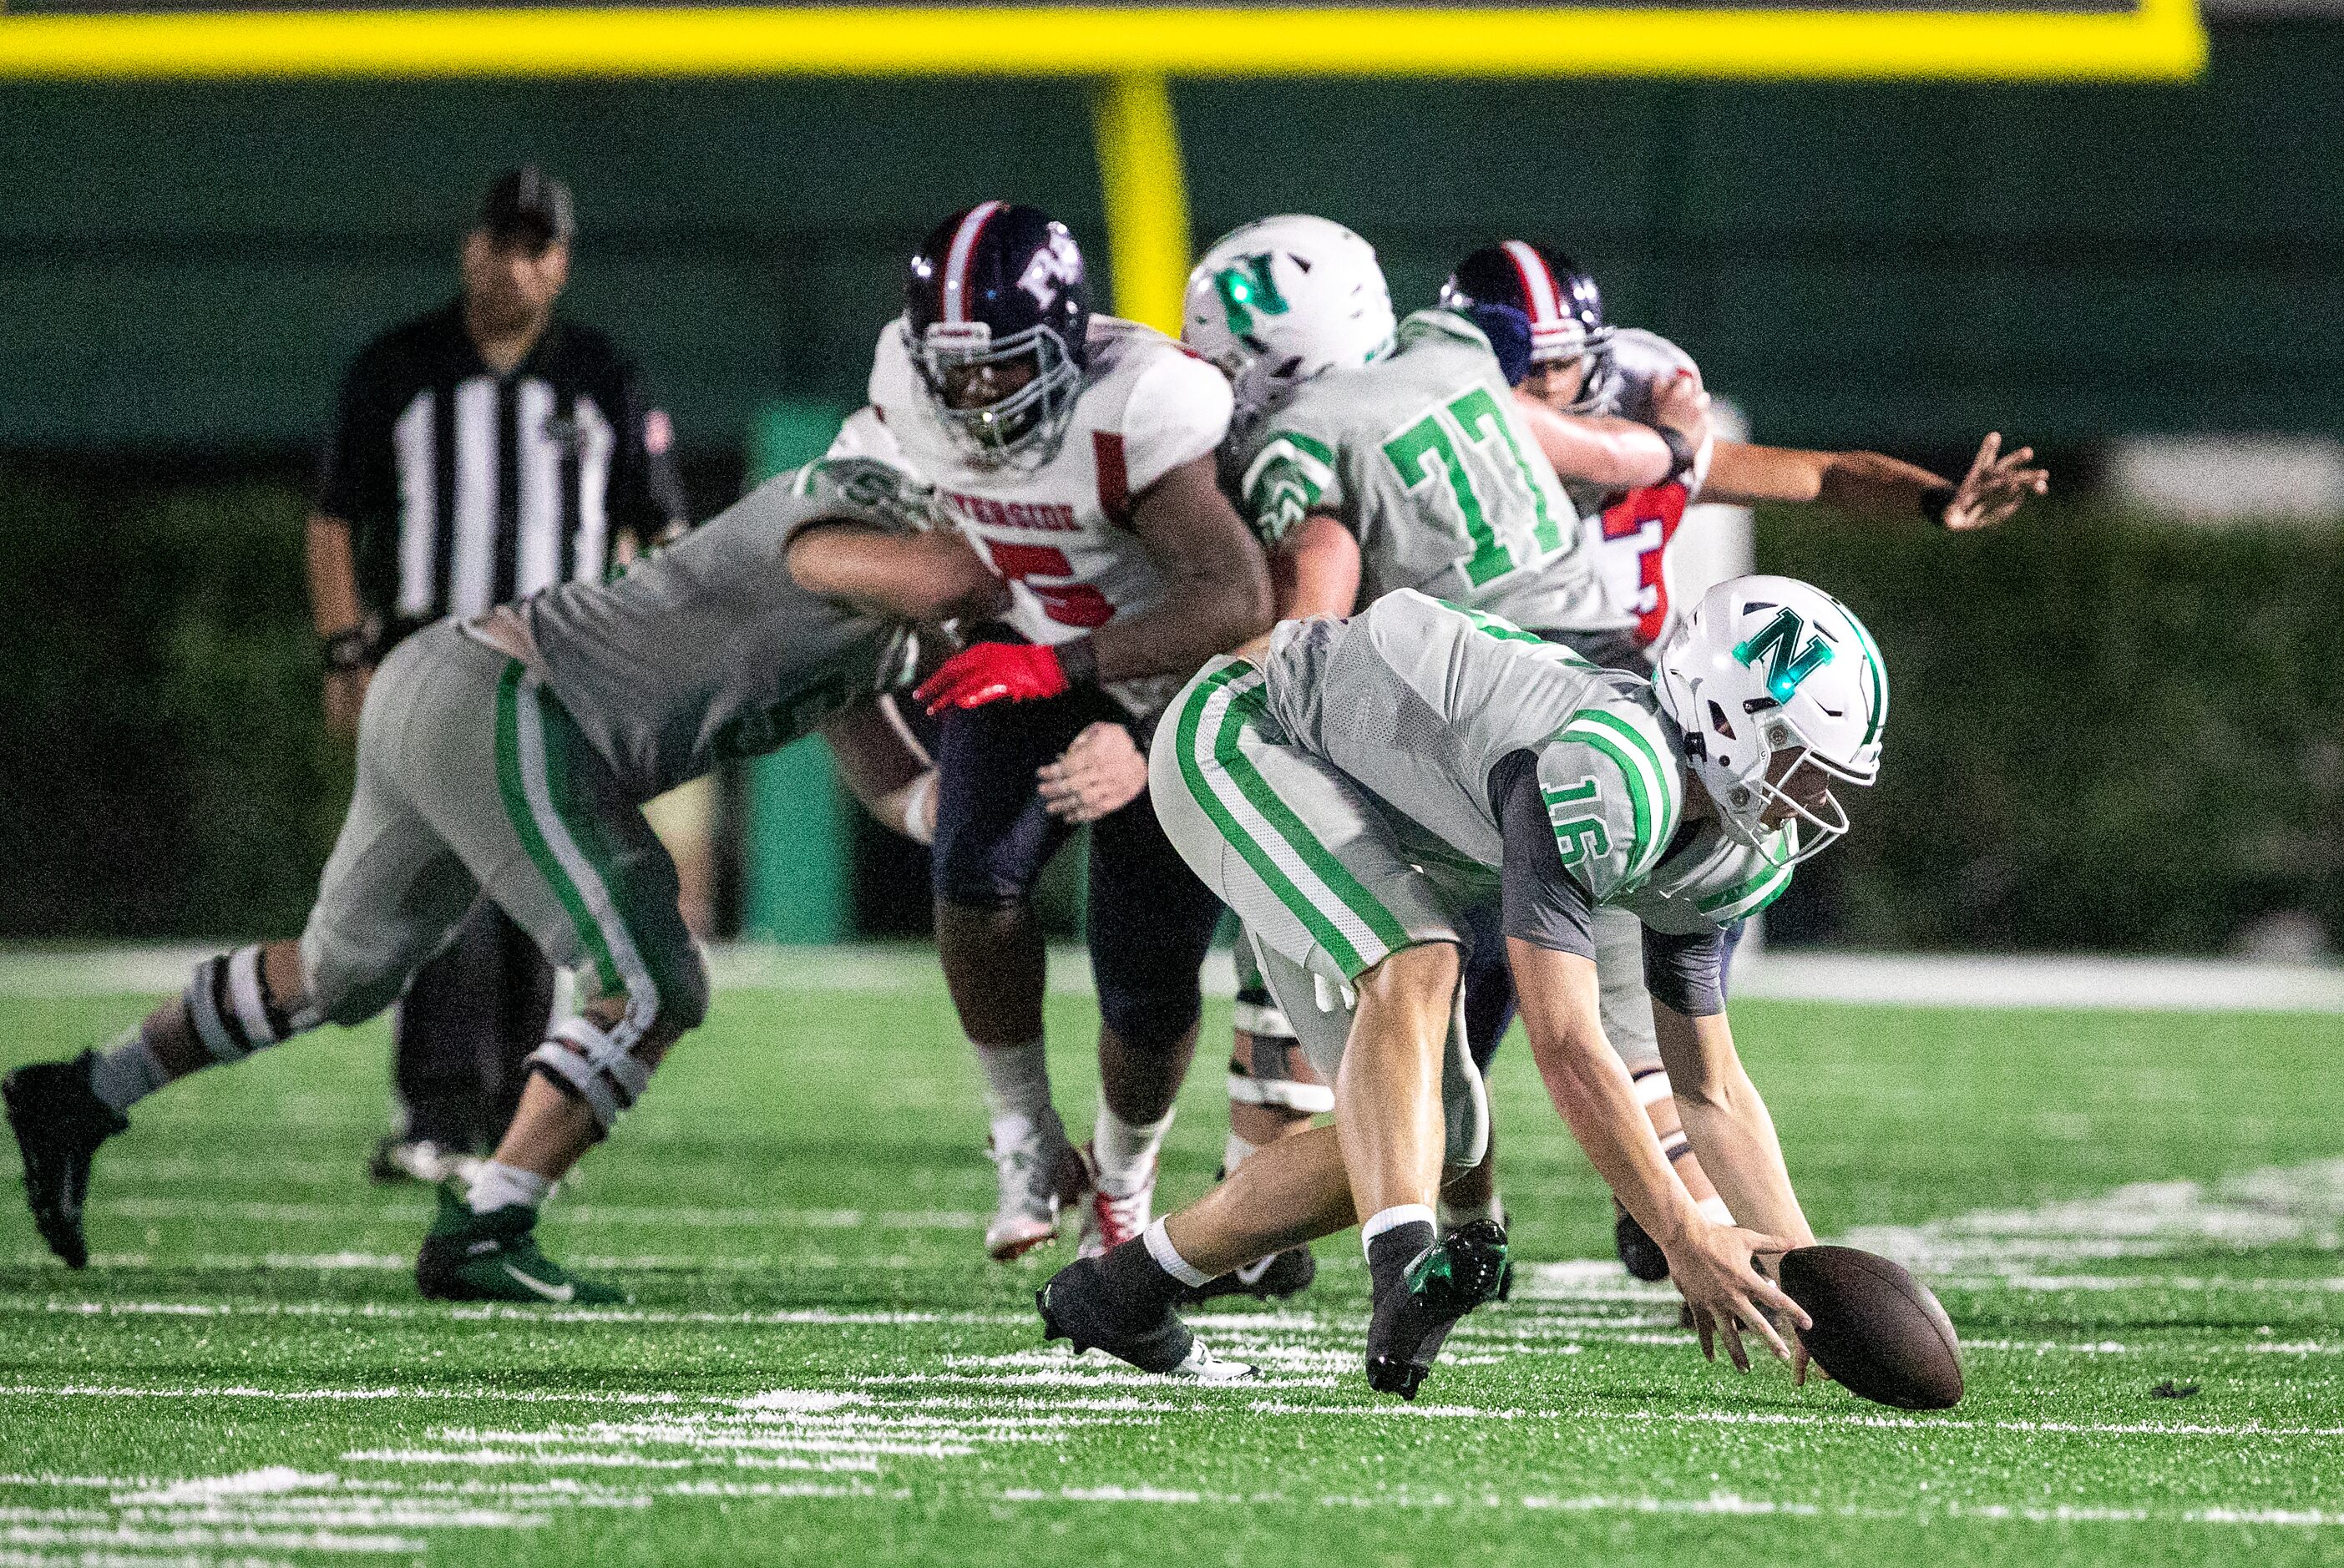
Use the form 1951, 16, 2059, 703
1778, 1245, 1965, 1410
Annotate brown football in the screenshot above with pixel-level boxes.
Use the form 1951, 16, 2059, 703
1777, 1245, 1963, 1410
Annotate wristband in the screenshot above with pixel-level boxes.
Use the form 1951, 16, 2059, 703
1653, 425, 1698, 483
321, 627, 377, 673
1055, 636, 1100, 688
1917, 483, 1957, 529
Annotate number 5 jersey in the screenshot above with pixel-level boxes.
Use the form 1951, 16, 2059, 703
832, 313, 1236, 716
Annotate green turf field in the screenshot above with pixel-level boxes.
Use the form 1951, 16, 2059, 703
3, 953, 2342, 1566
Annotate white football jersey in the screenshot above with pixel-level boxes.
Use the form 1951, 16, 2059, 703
1564, 328, 1719, 655
836, 314, 1233, 711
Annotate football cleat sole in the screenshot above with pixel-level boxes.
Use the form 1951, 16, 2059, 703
1364, 1220, 1509, 1400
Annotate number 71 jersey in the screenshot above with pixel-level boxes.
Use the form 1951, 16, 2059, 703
1228, 309, 1625, 640
833, 314, 1235, 711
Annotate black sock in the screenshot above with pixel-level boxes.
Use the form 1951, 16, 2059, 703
1366, 1220, 1438, 1300
1096, 1237, 1186, 1322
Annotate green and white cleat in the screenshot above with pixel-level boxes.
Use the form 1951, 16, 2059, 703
414, 1184, 625, 1305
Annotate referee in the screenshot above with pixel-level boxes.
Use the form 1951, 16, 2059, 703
306, 164, 689, 1185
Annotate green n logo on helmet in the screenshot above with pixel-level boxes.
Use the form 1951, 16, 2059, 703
1213, 255, 1288, 336
1733, 608, 1835, 702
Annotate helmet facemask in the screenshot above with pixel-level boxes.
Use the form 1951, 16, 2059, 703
1730, 727, 1862, 870
914, 319, 1083, 471
1525, 319, 1618, 416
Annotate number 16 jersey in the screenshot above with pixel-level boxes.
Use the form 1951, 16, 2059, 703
1227, 309, 1627, 641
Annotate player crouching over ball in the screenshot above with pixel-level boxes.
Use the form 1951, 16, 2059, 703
1039, 578, 1884, 1394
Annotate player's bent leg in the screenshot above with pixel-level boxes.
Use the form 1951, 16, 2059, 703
409, 656, 706, 1305
931, 695, 1095, 1260
1076, 789, 1223, 1258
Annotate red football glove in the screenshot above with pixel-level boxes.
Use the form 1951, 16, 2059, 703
915, 641, 1071, 715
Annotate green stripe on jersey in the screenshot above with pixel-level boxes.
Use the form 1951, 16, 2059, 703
1699, 862, 1795, 923
1560, 706, 1681, 879
495, 663, 623, 997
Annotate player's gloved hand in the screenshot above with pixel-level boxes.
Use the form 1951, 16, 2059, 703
915, 641, 1071, 715
1038, 721, 1147, 823
1661, 1220, 1808, 1373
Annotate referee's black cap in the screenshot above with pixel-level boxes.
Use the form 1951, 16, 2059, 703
478, 164, 575, 252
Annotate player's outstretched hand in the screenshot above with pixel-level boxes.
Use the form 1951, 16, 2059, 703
1944, 432, 2050, 531
1663, 1222, 1810, 1373
915, 641, 1071, 715
1038, 721, 1147, 824
1648, 367, 1713, 451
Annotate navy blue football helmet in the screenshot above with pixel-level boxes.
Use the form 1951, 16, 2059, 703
904, 201, 1091, 467
1439, 241, 1613, 412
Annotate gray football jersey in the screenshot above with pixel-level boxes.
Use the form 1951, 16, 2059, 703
1230, 311, 1614, 638
523, 458, 923, 801
1263, 589, 1791, 926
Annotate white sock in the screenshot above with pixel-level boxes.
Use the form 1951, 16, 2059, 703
973, 1039, 1052, 1146
1222, 1131, 1258, 1175
1440, 1192, 1505, 1232
468, 1161, 554, 1214
1091, 1090, 1172, 1198
1142, 1218, 1211, 1287
1360, 1202, 1438, 1261
88, 1027, 170, 1113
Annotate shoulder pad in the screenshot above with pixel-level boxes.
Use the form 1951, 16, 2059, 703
1395, 307, 1488, 352
1536, 698, 1685, 898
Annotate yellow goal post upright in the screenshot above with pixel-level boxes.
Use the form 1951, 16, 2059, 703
0, 0, 2208, 328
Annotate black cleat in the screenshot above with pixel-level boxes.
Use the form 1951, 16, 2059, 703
1364, 1219, 1508, 1400
1037, 1257, 1253, 1381
1613, 1203, 1672, 1282
3, 1051, 128, 1269
1181, 1244, 1317, 1304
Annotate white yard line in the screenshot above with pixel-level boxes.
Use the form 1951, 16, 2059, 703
8, 943, 2342, 1014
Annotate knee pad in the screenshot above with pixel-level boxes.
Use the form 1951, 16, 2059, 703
1226, 1029, 1334, 1115
184, 947, 317, 1065
526, 1014, 654, 1140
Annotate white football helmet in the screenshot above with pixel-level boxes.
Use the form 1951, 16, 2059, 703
1653, 574, 1887, 868
1183, 215, 1395, 427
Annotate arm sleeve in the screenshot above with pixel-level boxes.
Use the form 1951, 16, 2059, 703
771, 457, 939, 547
1494, 751, 1596, 959
1121, 351, 1234, 494
1641, 924, 1728, 1018
315, 351, 389, 522
1238, 409, 1347, 547
608, 359, 690, 541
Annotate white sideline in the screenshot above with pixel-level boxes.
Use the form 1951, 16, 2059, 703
4, 943, 2343, 1014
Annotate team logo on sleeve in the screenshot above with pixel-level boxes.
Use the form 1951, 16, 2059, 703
1733, 607, 1836, 703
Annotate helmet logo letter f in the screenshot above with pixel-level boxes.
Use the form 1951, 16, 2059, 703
1733, 608, 1835, 703
1213, 255, 1289, 336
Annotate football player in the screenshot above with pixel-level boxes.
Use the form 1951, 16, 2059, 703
2, 458, 1000, 1299
1173, 216, 1713, 1297
1040, 580, 1878, 1393
1431, 239, 2048, 1279
831, 203, 1272, 1264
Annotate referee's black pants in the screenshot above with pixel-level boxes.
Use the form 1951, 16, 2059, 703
392, 896, 556, 1153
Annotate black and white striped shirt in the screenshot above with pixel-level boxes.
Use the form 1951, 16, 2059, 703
316, 302, 687, 642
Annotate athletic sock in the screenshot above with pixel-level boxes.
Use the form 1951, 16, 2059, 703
973, 1039, 1053, 1149
1221, 1131, 1258, 1176
88, 1026, 170, 1114
468, 1161, 553, 1215
1091, 1090, 1172, 1197
1362, 1204, 1439, 1299
1096, 1220, 1201, 1321
1439, 1192, 1505, 1233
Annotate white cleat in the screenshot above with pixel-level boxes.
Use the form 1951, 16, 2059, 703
1077, 1150, 1154, 1261
985, 1114, 1088, 1262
